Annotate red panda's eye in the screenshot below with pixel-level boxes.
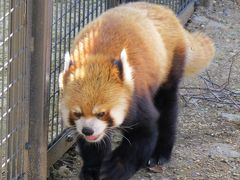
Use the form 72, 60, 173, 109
96, 112, 105, 119
73, 112, 82, 118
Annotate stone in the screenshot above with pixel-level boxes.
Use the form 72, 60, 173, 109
58, 165, 71, 177
221, 113, 240, 124
208, 143, 240, 158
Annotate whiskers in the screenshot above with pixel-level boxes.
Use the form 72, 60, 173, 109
116, 122, 139, 134
105, 127, 132, 146
66, 126, 77, 131
67, 124, 137, 150
65, 126, 78, 136
92, 129, 112, 151
119, 122, 138, 129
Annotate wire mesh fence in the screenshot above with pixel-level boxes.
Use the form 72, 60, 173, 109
180, 51, 240, 110
124, 0, 195, 14
0, 0, 29, 179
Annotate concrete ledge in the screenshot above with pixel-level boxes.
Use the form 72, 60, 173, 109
47, 129, 79, 172
178, 0, 195, 25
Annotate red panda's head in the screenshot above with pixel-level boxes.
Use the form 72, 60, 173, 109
59, 49, 134, 142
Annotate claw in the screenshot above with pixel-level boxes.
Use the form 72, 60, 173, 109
148, 164, 163, 173
157, 157, 170, 165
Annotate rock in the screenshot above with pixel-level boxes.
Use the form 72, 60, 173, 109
221, 113, 240, 124
148, 165, 164, 173
198, 0, 214, 9
208, 143, 240, 158
191, 15, 209, 24
206, 20, 227, 30
223, 8, 231, 16
58, 165, 71, 177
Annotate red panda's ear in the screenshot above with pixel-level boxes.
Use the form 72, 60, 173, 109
112, 59, 123, 80
120, 49, 134, 88
64, 51, 74, 72
59, 72, 65, 91
59, 52, 75, 91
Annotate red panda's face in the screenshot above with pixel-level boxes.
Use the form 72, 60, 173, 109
59, 50, 133, 142
60, 96, 129, 142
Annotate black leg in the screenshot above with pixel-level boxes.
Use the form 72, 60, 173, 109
100, 96, 159, 180
149, 45, 185, 166
150, 85, 178, 166
78, 136, 111, 180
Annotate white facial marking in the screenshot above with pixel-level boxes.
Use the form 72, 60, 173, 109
75, 117, 107, 142
110, 98, 128, 127
92, 105, 105, 115
92, 106, 99, 114
120, 49, 134, 90
72, 106, 81, 113
64, 51, 71, 72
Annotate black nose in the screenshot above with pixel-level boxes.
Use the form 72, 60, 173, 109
82, 127, 94, 136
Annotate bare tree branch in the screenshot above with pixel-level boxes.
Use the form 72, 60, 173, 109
180, 51, 240, 111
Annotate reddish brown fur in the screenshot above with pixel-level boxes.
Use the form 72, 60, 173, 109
62, 58, 132, 118
61, 2, 214, 122
59, 3, 215, 179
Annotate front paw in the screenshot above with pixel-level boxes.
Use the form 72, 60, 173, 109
100, 154, 131, 180
148, 154, 170, 167
80, 166, 100, 180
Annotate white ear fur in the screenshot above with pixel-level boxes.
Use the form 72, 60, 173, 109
120, 49, 134, 89
59, 72, 64, 90
120, 49, 127, 62
60, 52, 69, 90
64, 51, 71, 72
59, 101, 71, 127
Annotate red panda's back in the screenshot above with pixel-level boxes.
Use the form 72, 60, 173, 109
71, 4, 172, 95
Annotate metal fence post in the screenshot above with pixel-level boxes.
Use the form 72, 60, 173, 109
28, 0, 52, 179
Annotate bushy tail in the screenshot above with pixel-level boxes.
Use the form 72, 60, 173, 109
184, 32, 215, 77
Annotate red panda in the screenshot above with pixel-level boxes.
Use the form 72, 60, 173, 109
59, 2, 215, 180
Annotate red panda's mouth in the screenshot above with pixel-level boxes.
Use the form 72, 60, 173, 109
85, 135, 99, 141
84, 133, 104, 142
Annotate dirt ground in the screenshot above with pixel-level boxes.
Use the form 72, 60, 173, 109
49, 1, 240, 179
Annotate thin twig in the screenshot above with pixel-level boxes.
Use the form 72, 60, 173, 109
181, 50, 240, 110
